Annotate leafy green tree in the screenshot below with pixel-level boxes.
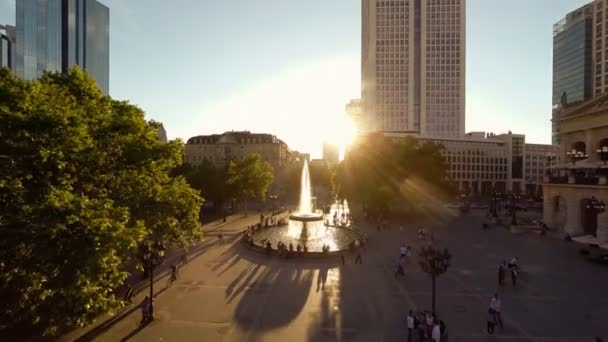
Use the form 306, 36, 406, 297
0, 67, 202, 335
227, 153, 274, 211
184, 160, 229, 208
333, 133, 454, 217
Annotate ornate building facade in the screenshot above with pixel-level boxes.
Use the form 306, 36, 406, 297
543, 93, 608, 245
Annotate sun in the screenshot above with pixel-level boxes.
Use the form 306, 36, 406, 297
324, 113, 358, 160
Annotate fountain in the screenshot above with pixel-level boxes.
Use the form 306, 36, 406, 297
246, 159, 365, 254
288, 160, 324, 241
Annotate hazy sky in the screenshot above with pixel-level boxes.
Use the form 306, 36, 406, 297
0, 0, 591, 156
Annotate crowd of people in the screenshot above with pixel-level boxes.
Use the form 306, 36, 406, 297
406, 310, 448, 342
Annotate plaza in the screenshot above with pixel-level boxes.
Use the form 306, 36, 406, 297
72, 209, 608, 342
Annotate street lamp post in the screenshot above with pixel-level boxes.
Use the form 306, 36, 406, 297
490, 191, 502, 217
143, 241, 165, 321
508, 193, 521, 225
596, 145, 608, 165
566, 149, 588, 166
418, 245, 451, 314
269, 194, 278, 214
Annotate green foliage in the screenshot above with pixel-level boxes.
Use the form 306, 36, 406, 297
333, 133, 455, 217
181, 159, 230, 209
0, 67, 202, 334
227, 153, 274, 205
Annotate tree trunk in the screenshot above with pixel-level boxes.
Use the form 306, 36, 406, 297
431, 275, 436, 314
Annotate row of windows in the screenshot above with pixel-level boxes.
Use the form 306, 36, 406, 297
376, 1, 407, 8
189, 137, 274, 144
377, 33, 408, 41
426, 25, 461, 34
449, 163, 507, 172
377, 22, 407, 31
449, 172, 507, 180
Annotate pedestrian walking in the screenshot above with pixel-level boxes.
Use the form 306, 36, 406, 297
406, 310, 415, 342
498, 261, 506, 286
440, 319, 448, 342
141, 296, 151, 323
509, 260, 518, 286
218, 232, 224, 244
355, 251, 362, 264
416, 312, 426, 341
394, 257, 405, 278
425, 313, 434, 339
400, 244, 407, 258
169, 264, 178, 285
432, 321, 441, 342
341, 253, 345, 265
487, 308, 496, 334
490, 293, 503, 329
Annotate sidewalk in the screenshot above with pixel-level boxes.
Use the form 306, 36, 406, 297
59, 212, 279, 342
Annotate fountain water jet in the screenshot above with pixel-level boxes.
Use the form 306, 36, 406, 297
289, 160, 323, 220
246, 159, 364, 253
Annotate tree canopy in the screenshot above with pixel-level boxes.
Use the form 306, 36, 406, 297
227, 153, 274, 206
0, 67, 202, 335
333, 133, 455, 217
178, 159, 230, 210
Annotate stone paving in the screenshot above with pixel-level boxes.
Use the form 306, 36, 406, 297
84, 210, 608, 342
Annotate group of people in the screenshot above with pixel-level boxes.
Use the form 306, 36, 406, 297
321, 244, 332, 253
498, 257, 520, 286
328, 210, 350, 227
264, 240, 308, 257
406, 310, 448, 342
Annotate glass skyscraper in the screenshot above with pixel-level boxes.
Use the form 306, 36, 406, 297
0, 25, 15, 70
552, 4, 593, 145
15, 0, 109, 94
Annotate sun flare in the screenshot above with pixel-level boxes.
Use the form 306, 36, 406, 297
193, 57, 360, 158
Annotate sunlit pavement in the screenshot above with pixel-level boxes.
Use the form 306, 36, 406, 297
89, 210, 608, 342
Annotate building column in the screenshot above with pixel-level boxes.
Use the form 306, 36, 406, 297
598, 207, 608, 244
564, 195, 583, 236
543, 189, 554, 228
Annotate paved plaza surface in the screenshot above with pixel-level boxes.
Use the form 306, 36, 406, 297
87, 210, 608, 342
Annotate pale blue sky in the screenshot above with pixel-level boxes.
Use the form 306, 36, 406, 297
0, 0, 590, 156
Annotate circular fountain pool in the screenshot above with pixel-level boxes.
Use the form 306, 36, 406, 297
248, 223, 364, 253
246, 160, 365, 255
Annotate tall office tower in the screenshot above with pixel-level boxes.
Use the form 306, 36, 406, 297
0, 25, 16, 70
552, 4, 594, 145
361, 0, 466, 137
15, 0, 109, 94
593, 0, 608, 96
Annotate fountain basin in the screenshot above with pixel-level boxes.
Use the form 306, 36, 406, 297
246, 224, 366, 253
289, 212, 324, 222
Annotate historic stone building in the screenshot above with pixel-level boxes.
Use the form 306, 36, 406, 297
543, 93, 608, 245
184, 131, 296, 171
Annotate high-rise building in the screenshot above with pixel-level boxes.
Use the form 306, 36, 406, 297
346, 99, 363, 131
361, 0, 466, 137
592, 0, 608, 96
322, 142, 339, 165
15, 0, 109, 94
552, 4, 593, 145
0, 25, 16, 70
